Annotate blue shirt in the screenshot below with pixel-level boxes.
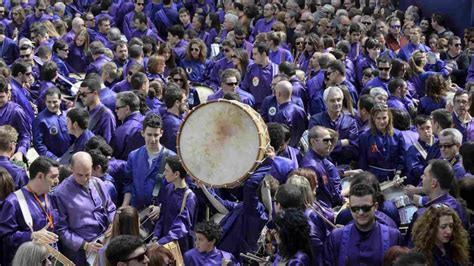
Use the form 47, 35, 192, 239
111, 112, 145, 160
33, 109, 71, 160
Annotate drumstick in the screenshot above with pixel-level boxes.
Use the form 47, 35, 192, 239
308, 205, 337, 229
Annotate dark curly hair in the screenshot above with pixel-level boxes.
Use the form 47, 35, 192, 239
274, 208, 311, 260
194, 221, 223, 244
412, 205, 470, 265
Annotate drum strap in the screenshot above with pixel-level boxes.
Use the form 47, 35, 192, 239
413, 141, 428, 160
91, 177, 108, 224
201, 186, 229, 215
14, 189, 34, 231
152, 147, 171, 201
180, 189, 191, 214
338, 223, 390, 266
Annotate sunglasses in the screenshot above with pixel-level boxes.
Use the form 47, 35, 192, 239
438, 143, 456, 149
296, 42, 303, 45
20, 54, 31, 58
316, 137, 333, 144
390, 25, 401, 29
362, 21, 372, 25
38, 8, 46, 12
350, 205, 374, 213
173, 78, 183, 82
453, 43, 462, 47
191, 48, 200, 52
225, 82, 238, 86
305, 41, 313, 45
378, 67, 390, 71
135, 2, 145, 5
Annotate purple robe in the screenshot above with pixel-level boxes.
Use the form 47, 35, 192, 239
32, 109, 71, 160
418, 96, 446, 115
306, 71, 326, 116
0, 101, 31, 155
0, 187, 58, 264
0, 156, 28, 189
355, 56, 377, 88
260, 95, 304, 122
67, 44, 89, 74
153, 184, 198, 254
324, 222, 401, 266
269, 47, 293, 65
335, 201, 400, 228
452, 112, 471, 143
20, 13, 53, 39
241, 62, 278, 109
309, 112, 359, 165
88, 104, 116, 144
278, 145, 303, 168
124, 146, 176, 209
272, 102, 308, 147
111, 80, 131, 93
269, 156, 297, 184
179, 59, 213, 84
206, 58, 234, 90
161, 110, 183, 153
405, 138, 441, 185
99, 87, 117, 112
53, 176, 116, 265
86, 54, 112, 75
398, 42, 431, 62
111, 112, 145, 160
10, 78, 34, 123
358, 129, 406, 182
0, 36, 19, 65
250, 17, 276, 39
300, 150, 343, 207
183, 247, 239, 265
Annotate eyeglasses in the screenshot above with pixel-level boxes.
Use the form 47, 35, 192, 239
38, 8, 46, 12
225, 82, 238, 86
62, 48, 69, 52
115, 105, 127, 111
305, 41, 313, 45
453, 43, 462, 47
20, 54, 31, 58
390, 25, 401, 29
296, 42, 303, 45
362, 21, 372, 25
438, 143, 456, 149
350, 204, 374, 213
235, 36, 245, 40
231, 55, 237, 59
124, 250, 147, 263
191, 48, 200, 52
86, 18, 94, 22
135, 2, 145, 5
173, 78, 183, 82
378, 67, 390, 71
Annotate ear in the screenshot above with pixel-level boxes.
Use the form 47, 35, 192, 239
373, 201, 379, 210
141, 130, 145, 137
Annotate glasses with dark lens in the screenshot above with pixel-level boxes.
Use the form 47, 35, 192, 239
124, 251, 147, 263
115, 105, 126, 111
38, 8, 46, 12
173, 78, 183, 82
135, 2, 145, 5
378, 67, 390, 71
350, 204, 374, 213
191, 48, 200, 52
390, 25, 401, 29
362, 21, 371, 25
225, 82, 238, 86
316, 138, 333, 144
438, 143, 456, 149
453, 43, 462, 47
296, 42, 303, 45
20, 54, 31, 58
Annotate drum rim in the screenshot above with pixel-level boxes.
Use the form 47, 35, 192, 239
176, 99, 268, 188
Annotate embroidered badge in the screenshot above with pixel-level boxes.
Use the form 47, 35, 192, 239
49, 126, 58, 135
186, 67, 193, 74
252, 76, 259, 87
268, 107, 277, 116
370, 143, 379, 153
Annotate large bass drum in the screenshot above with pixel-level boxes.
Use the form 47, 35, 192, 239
177, 99, 270, 187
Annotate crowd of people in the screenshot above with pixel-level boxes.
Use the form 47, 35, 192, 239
0, 0, 473, 265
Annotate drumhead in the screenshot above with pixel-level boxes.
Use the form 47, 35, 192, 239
178, 99, 268, 187
194, 85, 214, 104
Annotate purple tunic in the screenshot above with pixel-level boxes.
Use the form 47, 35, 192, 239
358, 129, 406, 182
324, 222, 401, 266
183, 247, 239, 266
53, 176, 116, 265
67, 44, 89, 74
10, 78, 34, 123
250, 17, 276, 39
0, 187, 58, 264
418, 96, 446, 115
206, 58, 235, 90
32, 109, 71, 160
179, 59, 213, 84
269, 47, 293, 65
88, 104, 116, 144
355, 56, 377, 88
111, 112, 145, 160
86, 54, 112, 75
335, 201, 400, 228
0, 101, 31, 155
452, 113, 471, 143
278, 145, 303, 168
111, 80, 131, 93
0, 156, 28, 189
300, 150, 343, 208
153, 184, 198, 254
405, 138, 441, 185
398, 42, 431, 62
124, 146, 176, 209
241, 62, 279, 109
260, 95, 304, 122
272, 102, 308, 147
161, 110, 183, 153
309, 112, 359, 165
207, 88, 256, 107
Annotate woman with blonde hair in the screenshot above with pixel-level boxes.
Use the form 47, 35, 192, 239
179, 38, 212, 84
408, 50, 449, 98
232, 48, 250, 81
147, 54, 167, 84
412, 205, 470, 265
7, 6, 25, 41
358, 104, 406, 182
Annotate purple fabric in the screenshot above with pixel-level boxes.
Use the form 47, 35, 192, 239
272, 102, 308, 147
0, 156, 28, 189
272, 251, 311, 266
67, 44, 89, 74
88, 104, 116, 143
398, 42, 431, 62
0, 101, 31, 155
240, 62, 278, 109
207, 88, 256, 107
206, 57, 235, 90
32, 109, 71, 160
161, 110, 183, 153
184, 248, 239, 266
53, 176, 116, 265
405, 138, 441, 185
86, 54, 112, 75
278, 145, 303, 168
111, 112, 145, 160
250, 17, 276, 39
418, 96, 446, 115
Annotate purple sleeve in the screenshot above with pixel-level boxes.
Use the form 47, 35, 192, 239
0, 199, 33, 250
358, 133, 369, 170
53, 194, 86, 251
156, 193, 198, 245
12, 108, 31, 155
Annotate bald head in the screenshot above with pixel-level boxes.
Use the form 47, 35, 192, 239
275, 80, 292, 103
71, 152, 93, 185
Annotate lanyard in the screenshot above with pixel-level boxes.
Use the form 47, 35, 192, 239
26, 186, 54, 229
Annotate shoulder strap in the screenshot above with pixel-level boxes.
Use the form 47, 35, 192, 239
271, 63, 279, 78
88, 105, 107, 132
379, 223, 390, 255
152, 147, 171, 198
338, 224, 353, 266
413, 141, 428, 160
180, 189, 191, 214
14, 189, 34, 231
91, 178, 107, 211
